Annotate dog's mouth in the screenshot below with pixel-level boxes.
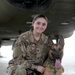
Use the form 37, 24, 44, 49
55, 59, 61, 68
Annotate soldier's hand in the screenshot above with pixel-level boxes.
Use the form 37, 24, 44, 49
36, 66, 45, 73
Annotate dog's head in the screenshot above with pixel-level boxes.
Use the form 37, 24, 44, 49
48, 35, 64, 63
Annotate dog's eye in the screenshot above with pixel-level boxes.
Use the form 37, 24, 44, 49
52, 48, 55, 51
58, 48, 62, 51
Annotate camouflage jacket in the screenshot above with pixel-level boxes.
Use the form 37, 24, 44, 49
8, 30, 49, 70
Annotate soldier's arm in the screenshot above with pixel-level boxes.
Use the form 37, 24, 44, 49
19, 41, 41, 70
12, 34, 39, 70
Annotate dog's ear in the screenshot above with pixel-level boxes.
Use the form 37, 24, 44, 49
48, 35, 54, 47
58, 35, 64, 47
54, 34, 59, 43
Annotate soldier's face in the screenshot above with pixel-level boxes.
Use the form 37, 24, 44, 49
32, 18, 47, 34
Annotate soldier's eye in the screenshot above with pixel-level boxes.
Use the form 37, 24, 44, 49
37, 22, 41, 25
42, 23, 46, 26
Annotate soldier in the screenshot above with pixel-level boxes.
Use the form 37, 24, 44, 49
7, 14, 49, 75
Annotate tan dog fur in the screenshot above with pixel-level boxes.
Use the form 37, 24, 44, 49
43, 35, 64, 75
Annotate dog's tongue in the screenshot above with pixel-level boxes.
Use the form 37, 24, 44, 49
55, 59, 61, 68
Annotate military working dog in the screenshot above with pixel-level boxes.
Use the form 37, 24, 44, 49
43, 35, 64, 75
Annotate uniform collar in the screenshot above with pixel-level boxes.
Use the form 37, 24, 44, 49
29, 29, 45, 44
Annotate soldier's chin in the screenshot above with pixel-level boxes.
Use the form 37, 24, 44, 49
37, 31, 43, 34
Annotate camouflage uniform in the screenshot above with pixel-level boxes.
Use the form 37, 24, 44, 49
7, 30, 48, 75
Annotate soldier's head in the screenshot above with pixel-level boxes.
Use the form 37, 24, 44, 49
32, 14, 48, 34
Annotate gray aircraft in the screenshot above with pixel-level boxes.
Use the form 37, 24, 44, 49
0, 0, 75, 46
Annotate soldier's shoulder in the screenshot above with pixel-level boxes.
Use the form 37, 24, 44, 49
19, 31, 30, 37
42, 33, 48, 44
15, 30, 31, 43
18, 30, 31, 39
42, 33, 48, 39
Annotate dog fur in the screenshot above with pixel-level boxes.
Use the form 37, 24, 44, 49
43, 35, 64, 75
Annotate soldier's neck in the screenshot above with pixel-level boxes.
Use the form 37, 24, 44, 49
32, 31, 41, 41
